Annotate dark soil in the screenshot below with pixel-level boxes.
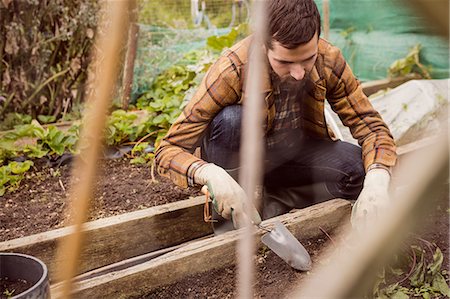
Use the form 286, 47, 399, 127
142, 236, 330, 299
0, 277, 33, 299
0, 158, 201, 242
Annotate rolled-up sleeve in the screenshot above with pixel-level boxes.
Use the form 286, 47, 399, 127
155, 53, 242, 188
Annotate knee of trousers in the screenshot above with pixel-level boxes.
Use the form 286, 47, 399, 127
329, 144, 365, 200
209, 105, 242, 147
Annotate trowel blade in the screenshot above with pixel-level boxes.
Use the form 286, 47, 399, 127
261, 220, 312, 271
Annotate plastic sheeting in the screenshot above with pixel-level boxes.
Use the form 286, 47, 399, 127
327, 79, 449, 146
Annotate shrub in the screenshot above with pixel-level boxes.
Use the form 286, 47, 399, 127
0, 0, 100, 120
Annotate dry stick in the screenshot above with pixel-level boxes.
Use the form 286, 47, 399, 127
397, 247, 417, 285
236, 1, 267, 298
319, 226, 337, 248
54, 2, 130, 299
58, 179, 66, 193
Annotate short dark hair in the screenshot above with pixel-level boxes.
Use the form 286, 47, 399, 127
266, 0, 321, 49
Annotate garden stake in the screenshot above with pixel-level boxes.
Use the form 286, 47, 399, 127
54, 2, 131, 298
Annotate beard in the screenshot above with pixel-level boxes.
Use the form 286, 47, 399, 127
278, 72, 314, 97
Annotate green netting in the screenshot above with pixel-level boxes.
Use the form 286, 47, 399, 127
328, 30, 449, 81
315, 0, 449, 81
132, 25, 230, 100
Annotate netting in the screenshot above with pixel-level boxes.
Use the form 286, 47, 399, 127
315, 0, 449, 81
133, 25, 229, 100
132, 0, 449, 100
132, 0, 249, 100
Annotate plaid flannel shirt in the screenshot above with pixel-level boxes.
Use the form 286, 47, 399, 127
155, 36, 397, 188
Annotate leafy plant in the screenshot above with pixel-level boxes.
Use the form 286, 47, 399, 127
3, 288, 15, 298
373, 241, 450, 299
0, 120, 79, 167
206, 23, 248, 52
388, 44, 432, 79
0, 160, 33, 196
105, 110, 155, 146
135, 61, 199, 145
0, 113, 32, 131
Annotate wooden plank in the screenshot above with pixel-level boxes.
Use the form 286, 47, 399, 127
361, 75, 419, 96
397, 136, 438, 156
0, 196, 211, 281
50, 199, 351, 299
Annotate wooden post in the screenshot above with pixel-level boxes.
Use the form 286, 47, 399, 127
54, 2, 130, 298
121, 0, 139, 110
323, 0, 330, 40
237, 1, 267, 298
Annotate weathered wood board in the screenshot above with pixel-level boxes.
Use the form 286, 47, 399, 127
0, 196, 212, 280
50, 199, 351, 299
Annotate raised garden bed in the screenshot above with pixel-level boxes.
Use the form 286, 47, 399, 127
0, 138, 448, 298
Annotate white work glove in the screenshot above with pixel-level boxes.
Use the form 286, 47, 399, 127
194, 163, 262, 229
351, 168, 391, 230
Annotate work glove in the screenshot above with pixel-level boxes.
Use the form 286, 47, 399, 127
194, 163, 262, 229
351, 168, 391, 231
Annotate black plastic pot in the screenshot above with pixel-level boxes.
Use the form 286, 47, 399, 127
0, 253, 49, 299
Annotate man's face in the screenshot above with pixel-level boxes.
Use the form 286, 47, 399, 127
266, 33, 319, 87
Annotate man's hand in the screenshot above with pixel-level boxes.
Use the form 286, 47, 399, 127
351, 168, 391, 230
194, 163, 262, 228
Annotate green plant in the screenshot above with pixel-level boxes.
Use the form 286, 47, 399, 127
3, 288, 15, 298
372, 241, 450, 299
388, 44, 432, 79
105, 110, 155, 146
0, 113, 32, 131
0, 160, 33, 196
135, 61, 199, 145
206, 23, 248, 52
0, 120, 79, 167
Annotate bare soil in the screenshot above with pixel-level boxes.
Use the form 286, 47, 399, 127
0, 277, 33, 299
0, 158, 201, 242
142, 236, 331, 299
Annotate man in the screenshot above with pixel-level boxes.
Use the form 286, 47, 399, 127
155, 0, 397, 233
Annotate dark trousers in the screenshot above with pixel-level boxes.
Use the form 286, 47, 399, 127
202, 105, 365, 233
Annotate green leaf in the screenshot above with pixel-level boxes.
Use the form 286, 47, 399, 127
152, 114, 166, 125
389, 266, 404, 276
37, 115, 56, 124
421, 291, 430, 299
390, 290, 409, 299
25, 145, 48, 158
130, 156, 147, 165
410, 247, 426, 287
9, 161, 33, 174
431, 273, 450, 296
427, 247, 443, 276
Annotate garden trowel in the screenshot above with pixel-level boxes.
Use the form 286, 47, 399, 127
260, 220, 312, 271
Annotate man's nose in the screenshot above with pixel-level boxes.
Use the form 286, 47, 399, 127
290, 64, 305, 81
